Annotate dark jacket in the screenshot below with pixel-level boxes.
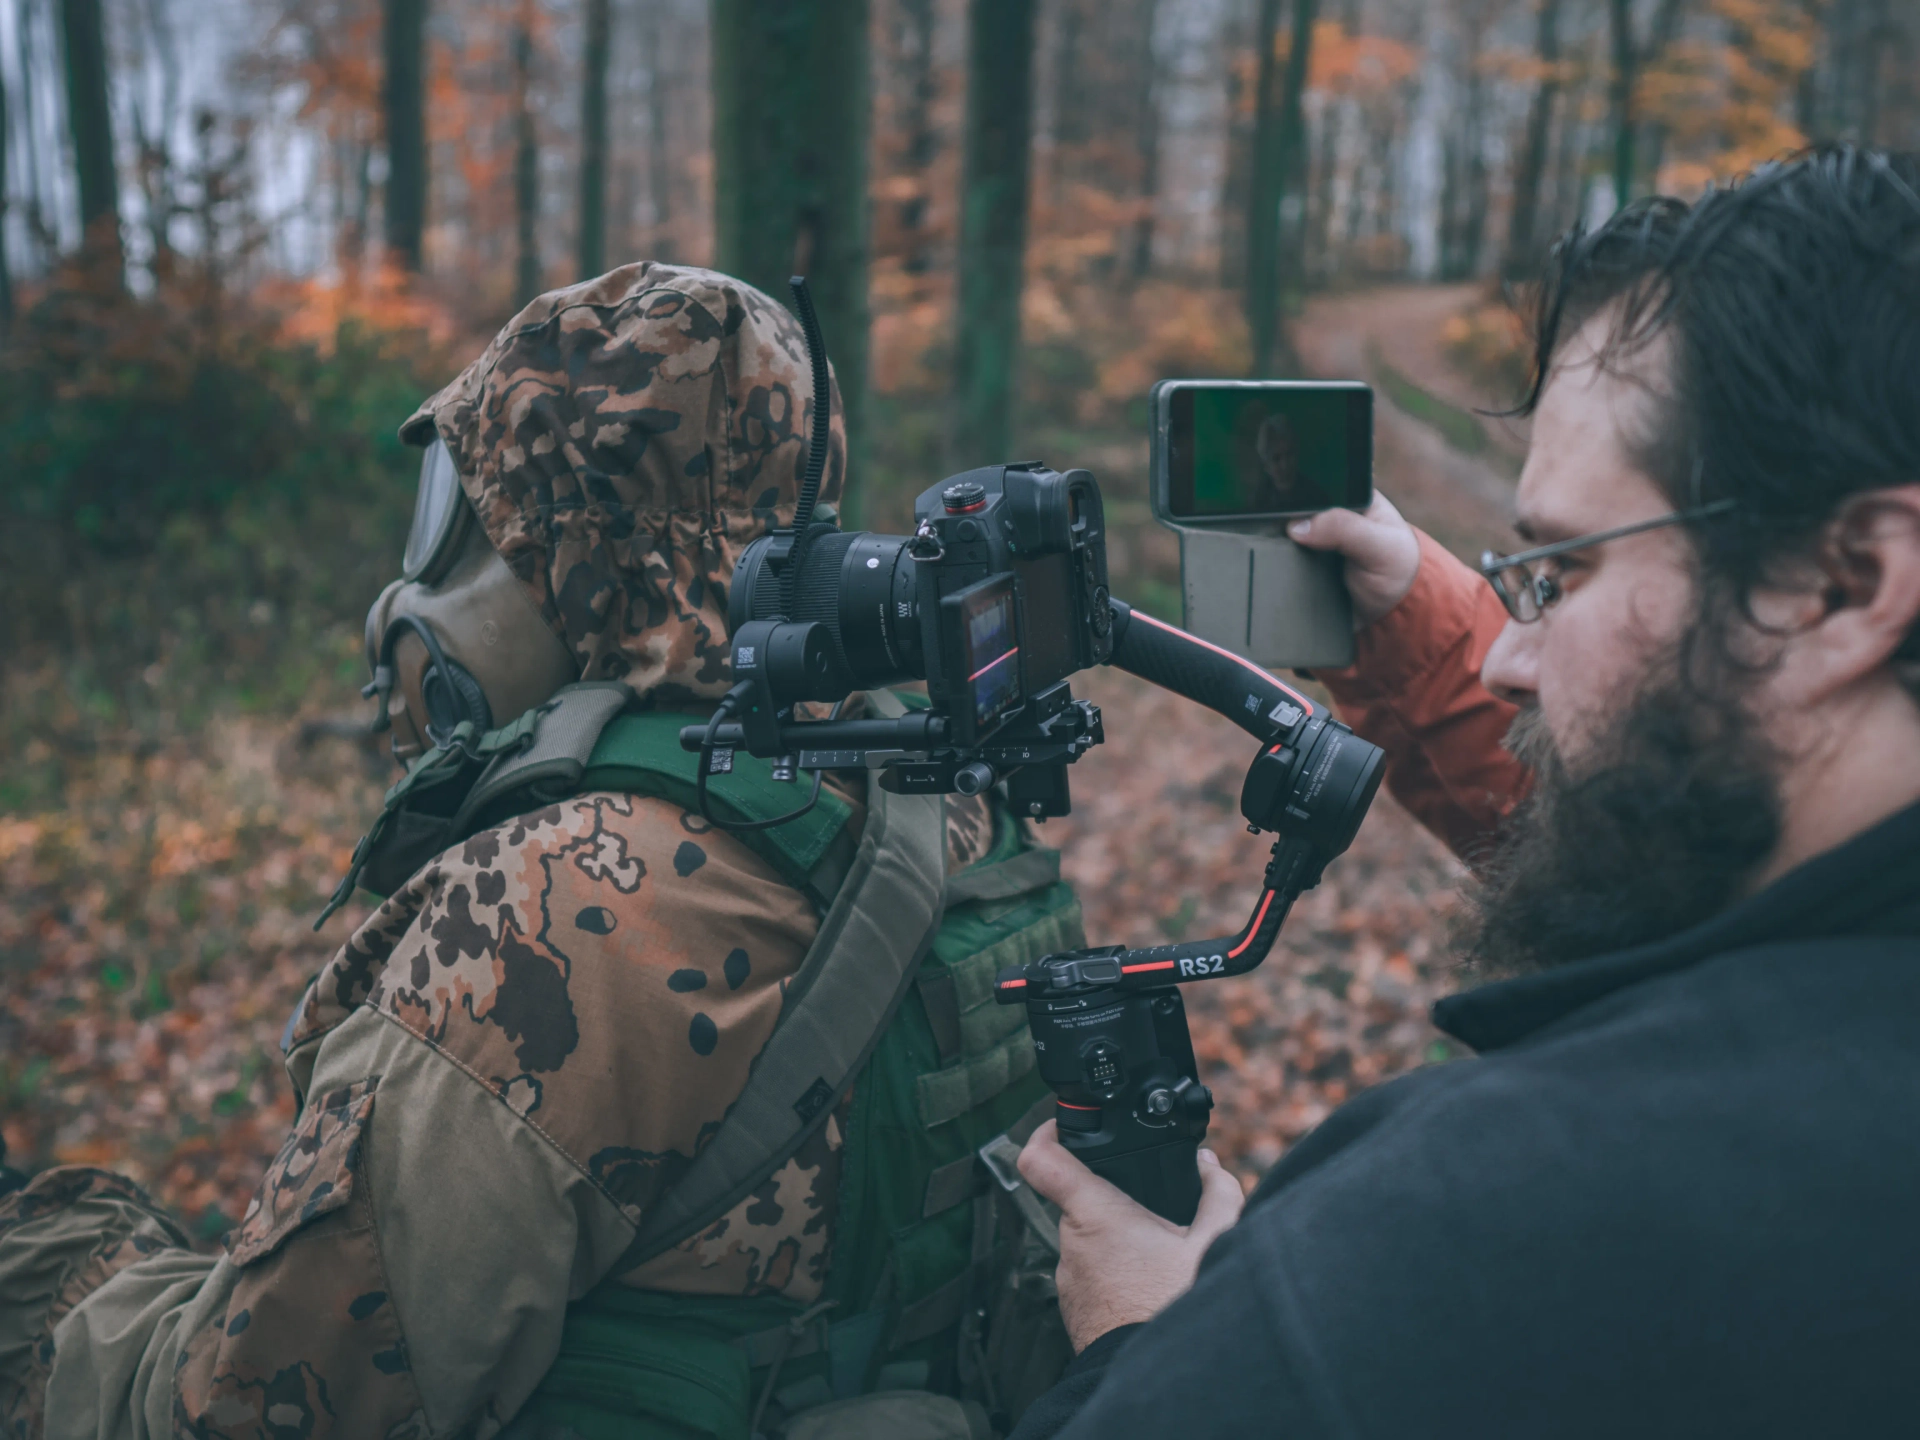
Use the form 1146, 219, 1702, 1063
1014, 798, 1920, 1439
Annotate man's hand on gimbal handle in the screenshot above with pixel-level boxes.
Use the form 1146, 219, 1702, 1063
1018, 1120, 1246, 1353
1287, 491, 1422, 628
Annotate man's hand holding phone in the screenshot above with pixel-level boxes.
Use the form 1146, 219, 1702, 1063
1285, 491, 1424, 628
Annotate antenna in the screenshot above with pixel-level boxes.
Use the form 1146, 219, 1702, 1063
782, 275, 834, 618
788, 275, 832, 536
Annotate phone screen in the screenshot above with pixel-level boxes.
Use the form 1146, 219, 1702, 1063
1163, 383, 1372, 520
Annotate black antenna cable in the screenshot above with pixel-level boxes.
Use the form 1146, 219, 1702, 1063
783, 275, 834, 617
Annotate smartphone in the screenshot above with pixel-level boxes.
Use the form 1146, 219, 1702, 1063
1149, 380, 1375, 670
1150, 380, 1373, 522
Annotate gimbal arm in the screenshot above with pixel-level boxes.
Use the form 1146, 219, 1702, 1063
1105, 598, 1318, 745
994, 607, 1368, 1004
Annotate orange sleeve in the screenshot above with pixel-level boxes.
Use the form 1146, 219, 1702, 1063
1314, 530, 1527, 867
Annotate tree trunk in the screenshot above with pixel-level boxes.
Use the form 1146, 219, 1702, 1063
1503, 0, 1560, 278
1247, 0, 1313, 376
642, 3, 673, 260
1128, 0, 1163, 279
1245, 0, 1282, 362
577, 0, 610, 279
383, 0, 428, 270
951, 0, 1037, 469
1218, 0, 1255, 288
1607, 0, 1634, 208
1275, 0, 1314, 292
59, 0, 120, 271
1049, 0, 1086, 207
1, 46, 12, 332
898, 0, 938, 273
513, 7, 539, 305
712, 0, 871, 521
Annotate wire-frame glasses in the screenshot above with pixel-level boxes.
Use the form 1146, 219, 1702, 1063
1479, 500, 1737, 622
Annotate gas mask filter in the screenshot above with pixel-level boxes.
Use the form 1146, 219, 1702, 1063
365, 439, 579, 763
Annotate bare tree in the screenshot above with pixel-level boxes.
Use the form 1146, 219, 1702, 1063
513, 0, 539, 304
639, 1, 674, 261
1504, 0, 1561, 278
577, 0, 609, 278
1247, 0, 1314, 375
59, 0, 121, 271
952, 0, 1037, 466
895, 0, 939, 273
712, 0, 871, 517
383, 0, 427, 269
1, 31, 12, 331
1129, 0, 1163, 279
1608, 0, 1684, 205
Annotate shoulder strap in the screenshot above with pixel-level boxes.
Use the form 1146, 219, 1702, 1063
452, 681, 636, 836
613, 690, 949, 1272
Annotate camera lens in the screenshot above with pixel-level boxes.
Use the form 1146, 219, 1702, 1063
732, 530, 923, 689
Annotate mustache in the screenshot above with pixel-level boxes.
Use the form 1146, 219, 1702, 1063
1501, 705, 1559, 772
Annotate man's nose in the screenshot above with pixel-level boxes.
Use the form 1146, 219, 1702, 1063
1480, 618, 1538, 705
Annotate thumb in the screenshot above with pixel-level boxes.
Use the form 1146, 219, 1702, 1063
1285, 504, 1370, 553
1187, 1149, 1245, 1249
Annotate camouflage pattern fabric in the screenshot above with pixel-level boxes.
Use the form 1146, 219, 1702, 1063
398, 263, 847, 706
0, 1170, 190, 1439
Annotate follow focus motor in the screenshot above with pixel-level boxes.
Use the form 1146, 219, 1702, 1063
686, 279, 1387, 1223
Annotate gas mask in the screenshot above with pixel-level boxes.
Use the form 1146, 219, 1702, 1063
364, 439, 579, 764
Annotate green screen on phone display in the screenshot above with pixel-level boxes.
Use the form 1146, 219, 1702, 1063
1165, 384, 1372, 519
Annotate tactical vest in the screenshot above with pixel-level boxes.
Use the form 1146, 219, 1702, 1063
327, 685, 1078, 1439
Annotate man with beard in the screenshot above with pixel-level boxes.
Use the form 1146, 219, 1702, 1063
1009, 145, 1920, 1438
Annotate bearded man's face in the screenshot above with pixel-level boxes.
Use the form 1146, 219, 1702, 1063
1467, 307, 1788, 973
1456, 655, 1783, 976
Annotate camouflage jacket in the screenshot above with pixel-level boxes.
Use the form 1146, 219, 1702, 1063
2, 783, 994, 1440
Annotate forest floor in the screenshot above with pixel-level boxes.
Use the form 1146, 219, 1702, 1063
0, 282, 1526, 1233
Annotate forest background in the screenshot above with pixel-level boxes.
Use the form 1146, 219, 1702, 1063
2, 0, 1916, 1242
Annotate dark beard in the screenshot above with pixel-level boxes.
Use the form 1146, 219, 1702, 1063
1454, 661, 1784, 978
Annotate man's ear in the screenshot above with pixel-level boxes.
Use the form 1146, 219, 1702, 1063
1796, 485, 1920, 702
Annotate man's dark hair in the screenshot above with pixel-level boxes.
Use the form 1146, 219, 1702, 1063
1516, 145, 1920, 688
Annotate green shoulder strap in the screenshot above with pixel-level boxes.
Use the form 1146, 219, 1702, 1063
612, 689, 949, 1274
450, 687, 856, 909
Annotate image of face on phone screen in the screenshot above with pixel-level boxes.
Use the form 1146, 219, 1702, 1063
1161, 382, 1372, 521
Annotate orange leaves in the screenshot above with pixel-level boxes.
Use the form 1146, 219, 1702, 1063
1641, 0, 1819, 192
1308, 20, 1421, 99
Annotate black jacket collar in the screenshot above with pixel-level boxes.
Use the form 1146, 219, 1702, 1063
1433, 799, 1920, 1054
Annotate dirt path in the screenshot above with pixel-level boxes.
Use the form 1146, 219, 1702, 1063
1295, 283, 1524, 558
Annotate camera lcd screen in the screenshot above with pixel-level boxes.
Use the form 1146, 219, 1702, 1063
959, 576, 1022, 732
1163, 383, 1372, 520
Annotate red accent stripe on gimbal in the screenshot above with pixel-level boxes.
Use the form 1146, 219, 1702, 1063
1227, 890, 1277, 959
1128, 609, 1315, 714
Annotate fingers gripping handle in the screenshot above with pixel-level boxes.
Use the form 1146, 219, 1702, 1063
1106, 599, 1319, 741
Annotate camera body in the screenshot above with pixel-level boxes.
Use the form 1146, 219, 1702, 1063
722, 462, 1113, 810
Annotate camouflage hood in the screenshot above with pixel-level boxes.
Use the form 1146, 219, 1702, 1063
400, 262, 844, 705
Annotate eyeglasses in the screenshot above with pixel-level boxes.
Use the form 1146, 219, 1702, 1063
1480, 499, 1737, 623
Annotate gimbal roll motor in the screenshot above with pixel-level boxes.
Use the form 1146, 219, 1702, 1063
687, 277, 1387, 1222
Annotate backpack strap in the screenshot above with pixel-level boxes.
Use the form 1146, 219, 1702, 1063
612, 689, 949, 1272
451, 681, 636, 835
